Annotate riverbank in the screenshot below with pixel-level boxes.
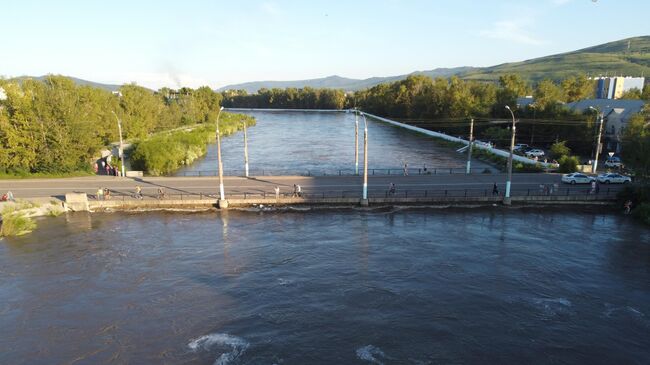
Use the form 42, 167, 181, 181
0, 198, 65, 237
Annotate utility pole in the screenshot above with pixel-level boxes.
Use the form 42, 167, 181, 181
361, 112, 369, 206
355, 109, 359, 175
466, 118, 474, 174
593, 113, 604, 174
243, 120, 249, 177
111, 111, 126, 178
504, 105, 517, 205
216, 106, 227, 208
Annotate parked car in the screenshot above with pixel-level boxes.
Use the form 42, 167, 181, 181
561, 173, 595, 184
604, 159, 623, 168
514, 143, 529, 151
525, 149, 545, 158
596, 173, 631, 184
474, 140, 493, 148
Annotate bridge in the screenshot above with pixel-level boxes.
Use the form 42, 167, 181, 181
0, 173, 622, 211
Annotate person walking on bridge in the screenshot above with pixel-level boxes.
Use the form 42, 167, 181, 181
492, 183, 499, 196
134, 185, 143, 200
403, 163, 409, 176
274, 186, 280, 200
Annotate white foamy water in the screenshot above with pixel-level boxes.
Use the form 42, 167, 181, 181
188, 333, 249, 365
356, 345, 387, 364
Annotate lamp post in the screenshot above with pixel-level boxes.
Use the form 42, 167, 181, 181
466, 118, 474, 174
216, 106, 227, 208
243, 120, 249, 177
504, 105, 517, 205
588, 106, 604, 174
355, 109, 359, 175
111, 111, 126, 178
360, 112, 369, 206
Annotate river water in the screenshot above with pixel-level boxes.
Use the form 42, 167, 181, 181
174, 110, 493, 176
1, 207, 649, 364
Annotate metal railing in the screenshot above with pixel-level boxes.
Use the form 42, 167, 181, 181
90, 186, 620, 202
177, 167, 495, 177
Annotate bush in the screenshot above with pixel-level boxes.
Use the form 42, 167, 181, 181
0, 213, 37, 237
549, 141, 571, 160
558, 155, 579, 173
632, 203, 650, 225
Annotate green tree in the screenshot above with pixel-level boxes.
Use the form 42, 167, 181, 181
533, 79, 565, 113
561, 75, 595, 102
619, 88, 642, 100
549, 141, 571, 160
621, 110, 650, 179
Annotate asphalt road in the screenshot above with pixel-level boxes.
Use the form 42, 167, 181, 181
0, 173, 623, 199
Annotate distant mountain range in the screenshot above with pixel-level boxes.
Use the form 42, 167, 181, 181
220, 36, 650, 93
9, 75, 124, 92
10, 36, 649, 93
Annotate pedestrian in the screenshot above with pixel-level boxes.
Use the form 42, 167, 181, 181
97, 187, 104, 201
403, 163, 409, 176
492, 183, 499, 196
590, 181, 596, 194
274, 186, 280, 199
157, 187, 165, 200
389, 183, 396, 196
6, 191, 14, 202
104, 188, 111, 200
595, 180, 600, 194
624, 200, 632, 214
292, 184, 298, 197
296, 184, 302, 197
135, 185, 143, 200
423, 164, 428, 174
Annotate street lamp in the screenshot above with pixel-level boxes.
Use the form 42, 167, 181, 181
242, 119, 249, 177
360, 112, 369, 206
354, 109, 359, 175
504, 105, 517, 205
466, 118, 474, 174
216, 106, 227, 208
110, 111, 126, 178
588, 106, 605, 174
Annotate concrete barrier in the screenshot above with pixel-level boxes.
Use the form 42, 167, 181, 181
65, 193, 89, 212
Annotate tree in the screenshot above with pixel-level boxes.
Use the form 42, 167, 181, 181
621, 110, 650, 179
561, 75, 595, 102
533, 79, 565, 113
619, 88, 642, 100
495, 74, 531, 114
549, 141, 571, 160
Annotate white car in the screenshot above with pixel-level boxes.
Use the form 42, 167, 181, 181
514, 143, 529, 151
561, 173, 595, 184
525, 149, 545, 157
604, 159, 622, 168
596, 173, 631, 184
474, 140, 493, 148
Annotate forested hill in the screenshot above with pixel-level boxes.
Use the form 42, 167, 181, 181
219, 36, 650, 92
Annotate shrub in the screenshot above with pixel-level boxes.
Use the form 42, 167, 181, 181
0, 213, 37, 237
549, 141, 571, 160
558, 155, 579, 173
632, 203, 650, 225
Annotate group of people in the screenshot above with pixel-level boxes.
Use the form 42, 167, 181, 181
93, 159, 119, 176
96, 187, 111, 200
0, 191, 15, 202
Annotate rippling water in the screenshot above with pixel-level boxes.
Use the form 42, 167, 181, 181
1, 208, 649, 364
175, 111, 492, 176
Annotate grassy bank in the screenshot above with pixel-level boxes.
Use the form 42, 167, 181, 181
130, 113, 255, 176
0, 170, 95, 180
618, 184, 650, 225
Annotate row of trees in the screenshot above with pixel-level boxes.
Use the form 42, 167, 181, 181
222, 87, 346, 109
0, 76, 225, 175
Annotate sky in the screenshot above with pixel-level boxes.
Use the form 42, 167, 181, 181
1, 0, 648, 90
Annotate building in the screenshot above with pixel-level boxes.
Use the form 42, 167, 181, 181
595, 76, 645, 99
566, 99, 646, 153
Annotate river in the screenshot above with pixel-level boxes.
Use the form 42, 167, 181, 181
174, 110, 494, 176
1, 207, 649, 364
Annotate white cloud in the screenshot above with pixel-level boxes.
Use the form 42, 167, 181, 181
479, 20, 547, 46
260, 2, 282, 16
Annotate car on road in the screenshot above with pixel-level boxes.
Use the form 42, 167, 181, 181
525, 149, 545, 158
561, 173, 595, 184
596, 173, 631, 184
604, 159, 623, 168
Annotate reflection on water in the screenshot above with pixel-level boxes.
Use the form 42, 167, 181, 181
175, 111, 493, 175
0, 208, 649, 364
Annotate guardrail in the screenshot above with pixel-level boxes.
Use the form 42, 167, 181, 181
177, 167, 495, 177
91, 186, 620, 202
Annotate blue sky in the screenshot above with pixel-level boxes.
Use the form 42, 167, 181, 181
1, 0, 648, 89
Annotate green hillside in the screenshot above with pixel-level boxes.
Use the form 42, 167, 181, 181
460, 36, 650, 82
